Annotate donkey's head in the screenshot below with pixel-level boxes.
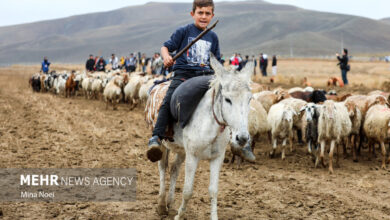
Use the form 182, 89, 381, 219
210, 54, 253, 148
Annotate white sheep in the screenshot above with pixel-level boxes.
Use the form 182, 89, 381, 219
124, 74, 143, 110
103, 75, 124, 110
316, 100, 352, 174
267, 103, 296, 160
343, 100, 362, 161
54, 74, 67, 96
288, 87, 304, 94
91, 78, 103, 100
363, 104, 390, 169
279, 97, 307, 146
254, 88, 290, 113
138, 77, 154, 106
81, 76, 93, 99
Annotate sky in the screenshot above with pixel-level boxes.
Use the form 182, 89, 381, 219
0, 0, 389, 27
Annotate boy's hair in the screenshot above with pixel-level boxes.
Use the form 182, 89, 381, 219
192, 0, 214, 13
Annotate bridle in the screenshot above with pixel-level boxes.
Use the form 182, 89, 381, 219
212, 87, 228, 133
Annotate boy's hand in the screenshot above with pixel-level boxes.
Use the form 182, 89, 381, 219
164, 55, 174, 67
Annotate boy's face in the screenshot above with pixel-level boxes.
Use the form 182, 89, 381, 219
191, 6, 214, 30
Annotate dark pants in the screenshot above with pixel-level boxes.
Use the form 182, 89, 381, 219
129, 65, 136, 73
261, 67, 267, 76
152, 70, 195, 138
341, 69, 348, 85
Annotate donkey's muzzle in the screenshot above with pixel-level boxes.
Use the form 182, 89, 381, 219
236, 134, 249, 147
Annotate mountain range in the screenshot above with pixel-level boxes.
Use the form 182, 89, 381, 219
1, 0, 390, 64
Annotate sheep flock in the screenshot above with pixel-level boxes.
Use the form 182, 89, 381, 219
29, 69, 390, 174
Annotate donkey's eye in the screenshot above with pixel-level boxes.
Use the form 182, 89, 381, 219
225, 98, 232, 105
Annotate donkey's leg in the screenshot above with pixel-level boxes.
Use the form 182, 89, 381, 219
175, 154, 199, 220
167, 153, 185, 211
209, 153, 225, 220
157, 148, 169, 215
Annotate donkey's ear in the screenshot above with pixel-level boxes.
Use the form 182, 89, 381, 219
239, 61, 254, 82
210, 53, 225, 78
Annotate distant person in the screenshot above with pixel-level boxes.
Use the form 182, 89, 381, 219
336, 48, 350, 85
109, 54, 119, 70
41, 57, 50, 74
120, 56, 125, 69
230, 53, 240, 70
96, 57, 106, 72
260, 53, 266, 76
252, 55, 257, 75
263, 54, 268, 76
241, 55, 249, 69
151, 53, 163, 75
94, 56, 99, 71
85, 54, 95, 72
139, 53, 147, 73
124, 57, 130, 72
237, 53, 244, 71
272, 55, 277, 76
128, 53, 137, 72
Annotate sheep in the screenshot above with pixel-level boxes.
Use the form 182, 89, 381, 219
253, 88, 289, 112
138, 77, 155, 106
316, 100, 352, 174
124, 74, 143, 110
65, 72, 77, 98
54, 74, 67, 96
91, 78, 103, 100
367, 90, 390, 102
103, 75, 124, 110
344, 94, 389, 157
363, 104, 390, 169
289, 90, 327, 104
304, 86, 314, 92
288, 87, 304, 94
267, 103, 296, 160
300, 103, 321, 154
279, 98, 307, 145
250, 82, 269, 93
343, 100, 362, 161
326, 93, 352, 102
39, 74, 47, 92
81, 76, 93, 99
31, 74, 41, 92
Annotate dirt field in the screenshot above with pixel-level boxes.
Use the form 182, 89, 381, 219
1, 61, 390, 220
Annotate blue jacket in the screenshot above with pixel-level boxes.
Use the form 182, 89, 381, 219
41, 60, 50, 73
163, 23, 220, 71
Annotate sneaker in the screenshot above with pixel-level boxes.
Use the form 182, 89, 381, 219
147, 136, 163, 162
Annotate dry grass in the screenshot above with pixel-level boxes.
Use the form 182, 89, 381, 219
251, 59, 390, 92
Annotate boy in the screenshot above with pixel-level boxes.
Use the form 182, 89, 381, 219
147, 0, 220, 162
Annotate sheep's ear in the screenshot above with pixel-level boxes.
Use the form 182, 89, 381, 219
300, 106, 306, 113
210, 53, 225, 79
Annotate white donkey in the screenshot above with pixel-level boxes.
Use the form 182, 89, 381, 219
153, 55, 253, 220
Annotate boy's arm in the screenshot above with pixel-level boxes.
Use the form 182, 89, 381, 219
161, 46, 174, 67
